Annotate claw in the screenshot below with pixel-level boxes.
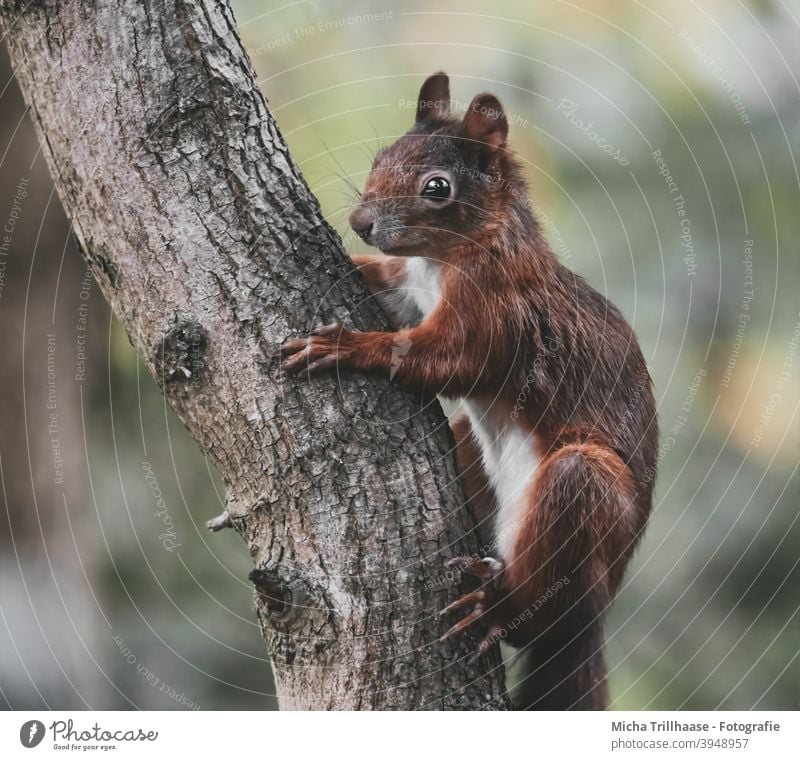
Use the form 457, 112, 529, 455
272, 337, 305, 360
439, 554, 508, 656
304, 355, 338, 374
282, 346, 313, 375
446, 555, 476, 569
439, 604, 486, 642
277, 323, 354, 376
439, 589, 485, 616
446, 555, 503, 582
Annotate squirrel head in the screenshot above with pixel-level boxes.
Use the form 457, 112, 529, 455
349, 72, 524, 255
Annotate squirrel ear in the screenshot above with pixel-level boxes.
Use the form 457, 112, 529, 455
463, 93, 508, 151
416, 72, 450, 123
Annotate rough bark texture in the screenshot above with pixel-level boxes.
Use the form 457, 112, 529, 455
0, 0, 509, 709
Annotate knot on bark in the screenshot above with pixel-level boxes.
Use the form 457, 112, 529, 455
154, 316, 208, 385
248, 564, 334, 639
249, 564, 337, 668
248, 567, 294, 621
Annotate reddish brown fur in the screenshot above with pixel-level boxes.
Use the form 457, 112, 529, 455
450, 412, 496, 535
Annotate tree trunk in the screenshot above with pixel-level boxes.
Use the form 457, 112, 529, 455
0, 0, 509, 709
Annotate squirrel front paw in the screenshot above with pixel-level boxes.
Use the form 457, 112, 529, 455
439, 555, 508, 660
278, 323, 356, 375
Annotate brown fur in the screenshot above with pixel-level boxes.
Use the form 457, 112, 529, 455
281, 73, 659, 710
450, 412, 496, 537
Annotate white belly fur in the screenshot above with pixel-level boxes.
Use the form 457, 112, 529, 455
463, 399, 540, 561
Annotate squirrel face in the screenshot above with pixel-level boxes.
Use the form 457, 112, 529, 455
349, 72, 513, 256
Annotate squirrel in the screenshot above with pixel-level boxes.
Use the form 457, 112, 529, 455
280, 72, 659, 710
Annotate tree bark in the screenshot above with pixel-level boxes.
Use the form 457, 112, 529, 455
0, 0, 509, 709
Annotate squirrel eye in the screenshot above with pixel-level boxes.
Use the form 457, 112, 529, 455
421, 176, 451, 201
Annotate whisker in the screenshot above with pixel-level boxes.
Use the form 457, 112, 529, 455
363, 116, 383, 155
318, 170, 360, 198
352, 141, 377, 168
318, 136, 362, 199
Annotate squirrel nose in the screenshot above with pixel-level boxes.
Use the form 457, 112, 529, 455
349, 206, 374, 241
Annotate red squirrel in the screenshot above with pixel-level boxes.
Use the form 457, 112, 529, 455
280, 72, 658, 710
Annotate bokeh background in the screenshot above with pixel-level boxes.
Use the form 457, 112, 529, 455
1, 0, 798, 709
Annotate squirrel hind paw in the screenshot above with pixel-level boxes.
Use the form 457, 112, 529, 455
438, 555, 508, 653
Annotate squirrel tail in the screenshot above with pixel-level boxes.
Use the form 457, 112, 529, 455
508, 622, 609, 710
502, 441, 639, 710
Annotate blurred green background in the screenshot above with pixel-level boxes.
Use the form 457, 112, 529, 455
1, 0, 798, 709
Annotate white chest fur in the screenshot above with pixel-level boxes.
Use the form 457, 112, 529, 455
404, 257, 442, 319
463, 399, 540, 561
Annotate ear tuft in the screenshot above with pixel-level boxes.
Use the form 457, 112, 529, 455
416, 72, 450, 123
463, 93, 508, 151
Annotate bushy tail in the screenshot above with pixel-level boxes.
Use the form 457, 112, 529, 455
503, 442, 641, 710
508, 624, 608, 710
